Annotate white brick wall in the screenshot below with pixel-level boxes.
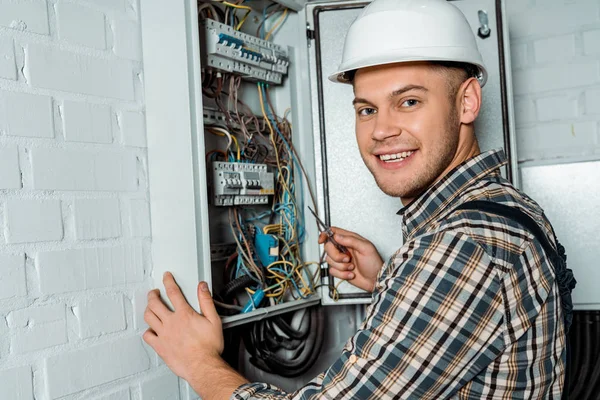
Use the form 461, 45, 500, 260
0, 92, 54, 138
63, 100, 113, 144
139, 373, 180, 400
73, 294, 126, 338
73, 198, 122, 239
0, 0, 159, 398
1, 0, 598, 399
0, 145, 22, 189
56, 2, 107, 49
507, 0, 600, 162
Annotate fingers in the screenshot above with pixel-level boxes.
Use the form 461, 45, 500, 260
147, 289, 170, 321
144, 307, 163, 334
197, 281, 220, 326
326, 254, 354, 272
163, 272, 191, 312
332, 233, 374, 255
328, 266, 355, 281
142, 328, 160, 350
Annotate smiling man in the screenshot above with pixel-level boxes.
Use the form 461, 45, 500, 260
143, 0, 573, 399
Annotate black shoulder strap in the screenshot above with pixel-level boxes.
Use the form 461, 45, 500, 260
454, 200, 575, 400
454, 200, 557, 260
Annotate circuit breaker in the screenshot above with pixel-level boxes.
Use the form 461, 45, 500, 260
199, 18, 290, 84
211, 162, 275, 206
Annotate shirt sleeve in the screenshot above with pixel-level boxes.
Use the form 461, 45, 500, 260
232, 230, 507, 400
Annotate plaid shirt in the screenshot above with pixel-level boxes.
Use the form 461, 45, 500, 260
233, 149, 565, 399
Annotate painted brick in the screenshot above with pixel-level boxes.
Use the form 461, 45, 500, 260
45, 336, 150, 398
533, 34, 576, 64
120, 111, 146, 147
74, 198, 121, 240
510, 43, 527, 69
140, 373, 180, 400
0, 254, 26, 300
31, 147, 137, 191
38, 245, 144, 295
8, 303, 64, 327
0, 91, 54, 138
113, 19, 142, 60
87, 0, 126, 11
535, 95, 578, 122
513, 98, 536, 126
63, 100, 112, 144
583, 30, 600, 55
0, 366, 33, 400
0, 37, 17, 80
25, 43, 135, 100
57, 2, 106, 49
130, 199, 151, 237
517, 122, 597, 160
509, 0, 600, 39
7, 304, 67, 353
133, 287, 149, 330
6, 199, 63, 244
0, 145, 22, 189
73, 294, 126, 338
94, 389, 131, 400
0, 0, 50, 35
584, 89, 600, 114
512, 62, 600, 95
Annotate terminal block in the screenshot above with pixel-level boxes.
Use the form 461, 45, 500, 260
211, 162, 275, 206
199, 18, 290, 85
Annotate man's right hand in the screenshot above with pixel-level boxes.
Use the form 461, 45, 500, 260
319, 227, 384, 292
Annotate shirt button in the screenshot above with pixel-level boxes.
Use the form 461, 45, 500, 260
348, 354, 358, 364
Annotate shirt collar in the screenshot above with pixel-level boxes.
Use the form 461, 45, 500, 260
397, 149, 508, 239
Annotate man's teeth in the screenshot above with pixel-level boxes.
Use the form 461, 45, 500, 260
379, 151, 414, 162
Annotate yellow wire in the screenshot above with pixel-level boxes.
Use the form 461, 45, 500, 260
230, 135, 241, 160
236, 12, 251, 30
265, 9, 288, 40
221, 1, 251, 10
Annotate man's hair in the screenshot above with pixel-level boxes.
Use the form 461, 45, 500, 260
429, 61, 479, 100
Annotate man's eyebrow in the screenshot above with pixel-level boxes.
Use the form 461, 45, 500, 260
352, 85, 428, 106
352, 97, 371, 106
390, 85, 428, 98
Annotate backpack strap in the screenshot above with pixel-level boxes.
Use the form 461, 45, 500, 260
453, 200, 576, 399
452, 200, 576, 333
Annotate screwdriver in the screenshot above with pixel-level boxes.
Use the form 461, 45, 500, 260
307, 206, 352, 259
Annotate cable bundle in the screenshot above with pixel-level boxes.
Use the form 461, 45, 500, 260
243, 306, 325, 378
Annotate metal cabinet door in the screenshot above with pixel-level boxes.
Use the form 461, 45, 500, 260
307, 0, 517, 304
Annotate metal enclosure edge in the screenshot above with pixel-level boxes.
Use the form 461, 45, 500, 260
140, 0, 211, 312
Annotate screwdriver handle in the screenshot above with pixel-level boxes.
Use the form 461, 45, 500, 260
325, 230, 351, 258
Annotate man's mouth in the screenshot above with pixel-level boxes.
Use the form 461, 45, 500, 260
378, 150, 415, 163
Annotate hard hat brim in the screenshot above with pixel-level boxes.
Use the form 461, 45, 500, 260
328, 49, 488, 87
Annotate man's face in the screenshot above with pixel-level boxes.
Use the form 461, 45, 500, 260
352, 62, 461, 201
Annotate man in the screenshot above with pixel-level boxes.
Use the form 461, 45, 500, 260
143, 0, 569, 398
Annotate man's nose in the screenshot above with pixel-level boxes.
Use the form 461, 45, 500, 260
371, 109, 402, 141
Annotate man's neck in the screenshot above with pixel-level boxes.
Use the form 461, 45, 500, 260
400, 139, 481, 207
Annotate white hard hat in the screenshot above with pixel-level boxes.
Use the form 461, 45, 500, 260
329, 0, 488, 87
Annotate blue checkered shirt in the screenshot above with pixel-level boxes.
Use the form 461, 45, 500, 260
233, 149, 565, 399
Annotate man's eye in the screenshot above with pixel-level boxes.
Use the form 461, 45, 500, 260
401, 99, 419, 107
358, 108, 376, 116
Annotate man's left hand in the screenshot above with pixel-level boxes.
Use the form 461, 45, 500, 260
142, 272, 224, 383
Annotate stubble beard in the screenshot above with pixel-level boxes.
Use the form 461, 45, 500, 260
363, 108, 461, 200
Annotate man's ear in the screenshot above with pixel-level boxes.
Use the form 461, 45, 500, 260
459, 77, 482, 124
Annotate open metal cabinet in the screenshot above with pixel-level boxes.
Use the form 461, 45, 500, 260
140, 0, 517, 333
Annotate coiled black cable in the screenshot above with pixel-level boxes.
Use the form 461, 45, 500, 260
243, 306, 325, 378
566, 311, 600, 400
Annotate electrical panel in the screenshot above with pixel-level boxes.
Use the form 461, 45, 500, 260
143, 0, 518, 326
199, 18, 290, 85
211, 162, 274, 206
